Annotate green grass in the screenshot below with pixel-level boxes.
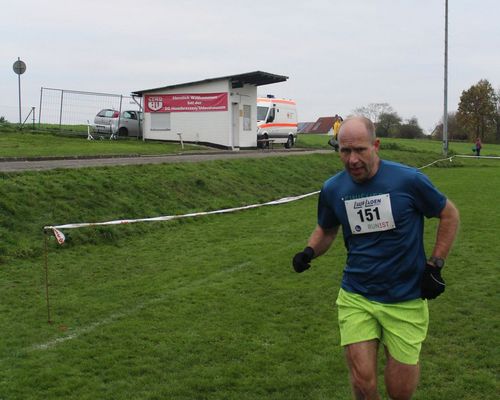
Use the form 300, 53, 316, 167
2, 125, 499, 159
0, 147, 499, 399
0, 130, 208, 158
297, 134, 500, 156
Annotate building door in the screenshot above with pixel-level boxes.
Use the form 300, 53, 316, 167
231, 102, 239, 150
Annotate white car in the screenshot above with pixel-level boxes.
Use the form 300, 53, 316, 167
93, 109, 143, 137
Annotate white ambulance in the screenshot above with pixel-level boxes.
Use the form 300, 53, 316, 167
257, 95, 298, 148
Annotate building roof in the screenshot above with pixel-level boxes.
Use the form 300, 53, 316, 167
132, 71, 288, 96
308, 117, 336, 134
297, 122, 316, 133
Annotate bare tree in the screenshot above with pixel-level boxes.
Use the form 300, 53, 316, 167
353, 103, 394, 123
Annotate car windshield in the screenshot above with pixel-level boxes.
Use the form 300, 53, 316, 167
257, 106, 268, 121
98, 110, 118, 118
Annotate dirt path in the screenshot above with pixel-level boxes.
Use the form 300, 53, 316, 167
0, 149, 332, 172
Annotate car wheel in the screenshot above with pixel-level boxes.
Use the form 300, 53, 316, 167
285, 135, 294, 149
118, 127, 128, 137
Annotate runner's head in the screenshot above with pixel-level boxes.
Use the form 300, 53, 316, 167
338, 116, 380, 183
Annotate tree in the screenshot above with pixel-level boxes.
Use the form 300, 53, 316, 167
375, 112, 401, 137
432, 112, 469, 141
353, 103, 394, 123
457, 79, 497, 141
399, 117, 424, 139
495, 87, 500, 143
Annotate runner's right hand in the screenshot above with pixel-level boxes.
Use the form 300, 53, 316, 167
292, 247, 315, 273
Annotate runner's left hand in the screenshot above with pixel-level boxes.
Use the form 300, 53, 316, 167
421, 263, 445, 299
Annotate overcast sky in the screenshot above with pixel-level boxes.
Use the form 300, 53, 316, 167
2, 0, 499, 132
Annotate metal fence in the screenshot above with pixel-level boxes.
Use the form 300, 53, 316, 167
38, 87, 141, 134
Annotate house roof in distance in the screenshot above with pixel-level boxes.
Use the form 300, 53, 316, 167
297, 122, 316, 133
309, 117, 336, 134
132, 71, 288, 96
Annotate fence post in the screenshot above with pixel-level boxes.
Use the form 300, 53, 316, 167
177, 133, 184, 149
59, 90, 64, 131
38, 87, 43, 128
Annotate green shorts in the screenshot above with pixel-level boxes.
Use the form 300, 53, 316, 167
336, 288, 429, 365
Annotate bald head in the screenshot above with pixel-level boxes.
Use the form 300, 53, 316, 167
337, 116, 380, 183
338, 116, 376, 143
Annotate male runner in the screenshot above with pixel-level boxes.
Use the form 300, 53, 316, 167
292, 116, 459, 399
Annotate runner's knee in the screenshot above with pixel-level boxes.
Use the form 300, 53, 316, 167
350, 363, 378, 396
386, 385, 414, 400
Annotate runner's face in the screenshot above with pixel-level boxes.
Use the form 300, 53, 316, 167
338, 121, 380, 183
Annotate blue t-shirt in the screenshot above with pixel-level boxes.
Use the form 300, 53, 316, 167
318, 160, 447, 303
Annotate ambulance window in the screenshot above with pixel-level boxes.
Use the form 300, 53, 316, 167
257, 106, 268, 121
267, 107, 275, 122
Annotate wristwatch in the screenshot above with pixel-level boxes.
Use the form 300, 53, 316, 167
428, 256, 445, 269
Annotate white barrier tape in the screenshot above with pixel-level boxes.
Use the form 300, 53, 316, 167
43, 153, 500, 244
418, 154, 500, 170
418, 157, 453, 169
453, 155, 500, 159
44, 191, 320, 237
52, 228, 66, 244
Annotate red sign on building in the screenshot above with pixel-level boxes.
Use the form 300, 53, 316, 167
145, 93, 228, 113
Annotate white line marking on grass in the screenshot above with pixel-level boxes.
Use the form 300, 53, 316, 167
27, 262, 252, 352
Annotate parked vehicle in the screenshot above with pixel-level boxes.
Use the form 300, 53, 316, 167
256, 95, 298, 148
92, 109, 143, 138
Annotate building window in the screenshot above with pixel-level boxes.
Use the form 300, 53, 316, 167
150, 112, 171, 130
243, 105, 251, 131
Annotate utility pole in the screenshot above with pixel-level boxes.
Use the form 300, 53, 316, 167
443, 0, 449, 156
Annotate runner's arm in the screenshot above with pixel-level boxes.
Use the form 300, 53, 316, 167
307, 224, 340, 258
431, 199, 460, 259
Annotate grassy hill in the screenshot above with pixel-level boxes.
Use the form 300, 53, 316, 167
0, 129, 498, 399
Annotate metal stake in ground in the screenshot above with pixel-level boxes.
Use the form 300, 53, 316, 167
43, 230, 53, 324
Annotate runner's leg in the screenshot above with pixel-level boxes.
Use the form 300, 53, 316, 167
344, 339, 380, 400
384, 347, 420, 400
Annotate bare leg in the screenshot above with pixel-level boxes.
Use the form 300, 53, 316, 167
344, 340, 380, 400
384, 347, 420, 400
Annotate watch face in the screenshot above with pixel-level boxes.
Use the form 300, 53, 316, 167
431, 257, 445, 268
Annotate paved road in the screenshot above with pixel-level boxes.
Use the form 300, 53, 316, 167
0, 149, 332, 172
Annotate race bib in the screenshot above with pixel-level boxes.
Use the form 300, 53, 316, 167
344, 194, 396, 235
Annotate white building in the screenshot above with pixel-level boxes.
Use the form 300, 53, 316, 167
131, 71, 288, 150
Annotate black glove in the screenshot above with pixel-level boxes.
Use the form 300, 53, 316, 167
421, 263, 445, 299
292, 246, 315, 273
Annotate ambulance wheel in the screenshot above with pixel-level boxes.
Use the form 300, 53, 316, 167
285, 135, 294, 149
262, 134, 269, 149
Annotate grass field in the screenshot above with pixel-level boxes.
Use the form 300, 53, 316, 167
2, 126, 500, 159
0, 138, 499, 399
0, 130, 208, 158
297, 134, 500, 157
